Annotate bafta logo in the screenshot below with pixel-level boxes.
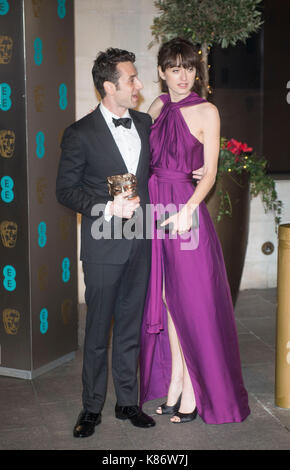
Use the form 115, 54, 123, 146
57, 38, 67, 65
59, 215, 71, 241
0, 129, 15, 159
61, 299, 73, 325
3, 308, 20, 335
107, 173, 138, 199
38, 265, 48, 291
34, 85, 44, 112
36, 177, 47, 204
0, 220, 17, 248
58, 128, 64, 145
0, 35, 13, 64
32, 0, 43, 17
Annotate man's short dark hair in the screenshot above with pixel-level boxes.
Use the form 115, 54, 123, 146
92, 48, 136, 99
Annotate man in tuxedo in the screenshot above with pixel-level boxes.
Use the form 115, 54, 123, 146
56, 48, 155, 438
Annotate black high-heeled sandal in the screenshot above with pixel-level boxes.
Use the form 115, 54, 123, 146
156, 394, 182, 415
171, 407, 198, 423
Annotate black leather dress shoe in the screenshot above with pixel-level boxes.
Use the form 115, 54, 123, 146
73, 409, 101, 438
115, 404, 156, 428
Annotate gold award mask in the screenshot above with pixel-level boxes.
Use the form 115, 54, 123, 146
0, 220, 17, 248
0, 130, 15, 159
0, 36, 13, 64
3, 308, 20, 335
61, 299, 73, 325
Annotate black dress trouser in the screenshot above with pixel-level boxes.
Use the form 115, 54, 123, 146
81, 239, 151, 413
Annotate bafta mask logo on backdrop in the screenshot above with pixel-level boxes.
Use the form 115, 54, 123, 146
0, 0, 9, 16
34, 85, 44, 112
0, 36, 13, 64
61, 298, 72, 325
32, 0, 43, 18
38, 264, 48, 291
3, 309, 20, 335
57, 38, 67, 65
0, 220, 17, 248
58, 128, 64, 146
0, 82, 12, 111
36, 177, 47, 204
0, 130, 15, 158
59, 215, 71, 241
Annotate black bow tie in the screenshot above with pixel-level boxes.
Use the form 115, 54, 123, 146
112, 117, 132, 129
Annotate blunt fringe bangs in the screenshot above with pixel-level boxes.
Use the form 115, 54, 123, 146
157, 38, 204, 96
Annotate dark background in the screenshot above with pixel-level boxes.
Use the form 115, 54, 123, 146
210, 0, 290, 175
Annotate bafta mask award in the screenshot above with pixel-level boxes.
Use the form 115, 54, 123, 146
107, 173, 138, 199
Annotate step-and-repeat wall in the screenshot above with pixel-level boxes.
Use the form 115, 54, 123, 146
0, 0, 78, 378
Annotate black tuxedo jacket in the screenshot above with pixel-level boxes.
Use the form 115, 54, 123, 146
56, 105, 152, 264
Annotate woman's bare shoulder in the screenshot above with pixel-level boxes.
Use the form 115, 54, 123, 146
147, 96, 164, 120
198, 101, 220, 120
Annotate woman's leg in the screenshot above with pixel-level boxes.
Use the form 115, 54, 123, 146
157, 285, 196, 416
156, 288, 183, 413
170, 339, 196, 422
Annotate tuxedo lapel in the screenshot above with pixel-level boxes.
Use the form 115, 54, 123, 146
92, 105, 128, 173
129, 109, 148, 179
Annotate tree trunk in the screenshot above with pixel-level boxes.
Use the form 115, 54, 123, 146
201, 42, 209, 99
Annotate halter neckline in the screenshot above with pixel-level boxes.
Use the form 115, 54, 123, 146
159, 91, 206, 108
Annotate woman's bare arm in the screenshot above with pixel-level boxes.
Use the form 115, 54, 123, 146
147, 96, 164, 121
161, 103, 220, 234
187, 103, 220, 209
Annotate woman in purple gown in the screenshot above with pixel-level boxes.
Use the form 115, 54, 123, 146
139, 38, 250, 424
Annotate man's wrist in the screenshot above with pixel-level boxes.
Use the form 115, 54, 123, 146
109, 201, 114, 216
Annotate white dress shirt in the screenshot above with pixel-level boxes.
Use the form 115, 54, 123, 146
100, 102, 141, 174
99, 102, 141, 220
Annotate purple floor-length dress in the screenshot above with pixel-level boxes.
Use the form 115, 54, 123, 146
139, 92, 250, 424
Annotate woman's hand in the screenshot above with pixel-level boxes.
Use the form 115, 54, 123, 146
160, 204, 197, 235
192, 165, 204, 182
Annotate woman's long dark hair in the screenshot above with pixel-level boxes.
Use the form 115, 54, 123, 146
157, 37, 205, 96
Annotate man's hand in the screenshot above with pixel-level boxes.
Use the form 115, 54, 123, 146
192, 165, 204, 182
110, 191, 140, 219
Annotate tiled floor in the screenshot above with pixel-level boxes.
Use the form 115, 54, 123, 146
0, 288, 289, 450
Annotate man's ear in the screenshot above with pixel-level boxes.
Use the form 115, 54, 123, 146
103, 80, 116, 96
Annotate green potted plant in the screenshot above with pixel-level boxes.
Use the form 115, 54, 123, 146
149, 0, 282, 304
149, 0, 263, 98
215, 138, 282, 228
205, 138, 282, 304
